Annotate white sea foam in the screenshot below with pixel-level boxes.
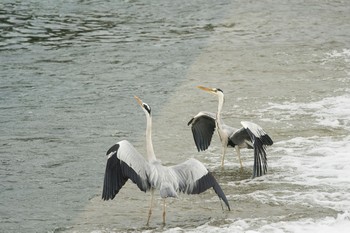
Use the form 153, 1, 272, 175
162, 212, 350, 233
277, 135, 350, 182
266, 94, 350, 131
256, 211, 350, 233
322, 48, 350, 64
313, 95, 350, 130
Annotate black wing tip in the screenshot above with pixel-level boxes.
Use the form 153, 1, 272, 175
102, 192, 116, 200
102, 142, 151, 202
252, 168, 267, 178
106, 143, 120, 155
252, 155, 268, 178
252, 160, 268, 178
189, 114, 216, 152
251, 136, 269, 178
245, 128, 270, 178
191, 128, 211, 152
188, 117, 194, 126
226, 202, 231, 211
197, 144, 209, 152
261, 134, 273, 146
102, 152, 121, 201
207, 173, 231, 211
188, 172, 231, 211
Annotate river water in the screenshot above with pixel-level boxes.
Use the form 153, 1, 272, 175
1, 0, 350, 232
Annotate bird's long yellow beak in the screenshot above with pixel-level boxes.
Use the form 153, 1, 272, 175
197, 85, 215, 93
134, 95, 143, 106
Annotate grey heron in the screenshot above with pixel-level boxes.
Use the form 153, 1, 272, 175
102, 96, 230, 226
188, 86, 273, 178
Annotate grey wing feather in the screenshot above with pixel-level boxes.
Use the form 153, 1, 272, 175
228, 127, 251, 148
102, 140, 151, 200
170, 158, 230, 210
241, 121, 273, 146
231, 121, 273, 178
188, 111, 216, 151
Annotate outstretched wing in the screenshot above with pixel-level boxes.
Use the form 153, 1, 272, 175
230, 121, 273, 178
102, 140, 151, 200
188, 111, 216, 151
170, 158, 230, 210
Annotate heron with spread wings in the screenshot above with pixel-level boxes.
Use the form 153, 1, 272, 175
188, 86, 273, 178
102, 96, 230, 225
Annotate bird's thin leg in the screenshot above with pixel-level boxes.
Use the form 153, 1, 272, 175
221, 146, 227, 169
146, 188, 155, 226
235, 147, 243, 171
162, 198, 166, 226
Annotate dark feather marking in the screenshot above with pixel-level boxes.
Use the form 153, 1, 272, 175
229, 128, 250, 146
227, 139, 236, 148
179, 172, 230, 211
189, 115, 216, 151
260, 134, 273, 146
187, 117, 194, 126
244, 128, 268, 178
198, 173, 230, 211
102, 143, 151, 200
106, 144, 120, 156
102, 149, 126, 200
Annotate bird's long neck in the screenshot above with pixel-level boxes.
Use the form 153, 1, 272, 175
216, 93, 224, 128
146, 114, 156, 161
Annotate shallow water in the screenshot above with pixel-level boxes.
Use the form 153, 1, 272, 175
1, 0, 350, 232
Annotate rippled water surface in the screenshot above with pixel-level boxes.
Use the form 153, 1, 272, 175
1, 0, 350, 232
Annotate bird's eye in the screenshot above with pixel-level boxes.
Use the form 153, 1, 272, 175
217, 88, 223, 93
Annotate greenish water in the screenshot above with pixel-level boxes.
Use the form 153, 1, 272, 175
1, 0, 350, 232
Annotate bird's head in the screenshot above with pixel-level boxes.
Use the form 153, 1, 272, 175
134, 95, 151, 116
197, 85, 223, 96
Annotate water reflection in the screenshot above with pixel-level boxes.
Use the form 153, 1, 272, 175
0, 0, 223, 51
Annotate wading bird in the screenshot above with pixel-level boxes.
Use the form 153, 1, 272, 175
102, 96, 230, 225
188, 86, 273, 178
